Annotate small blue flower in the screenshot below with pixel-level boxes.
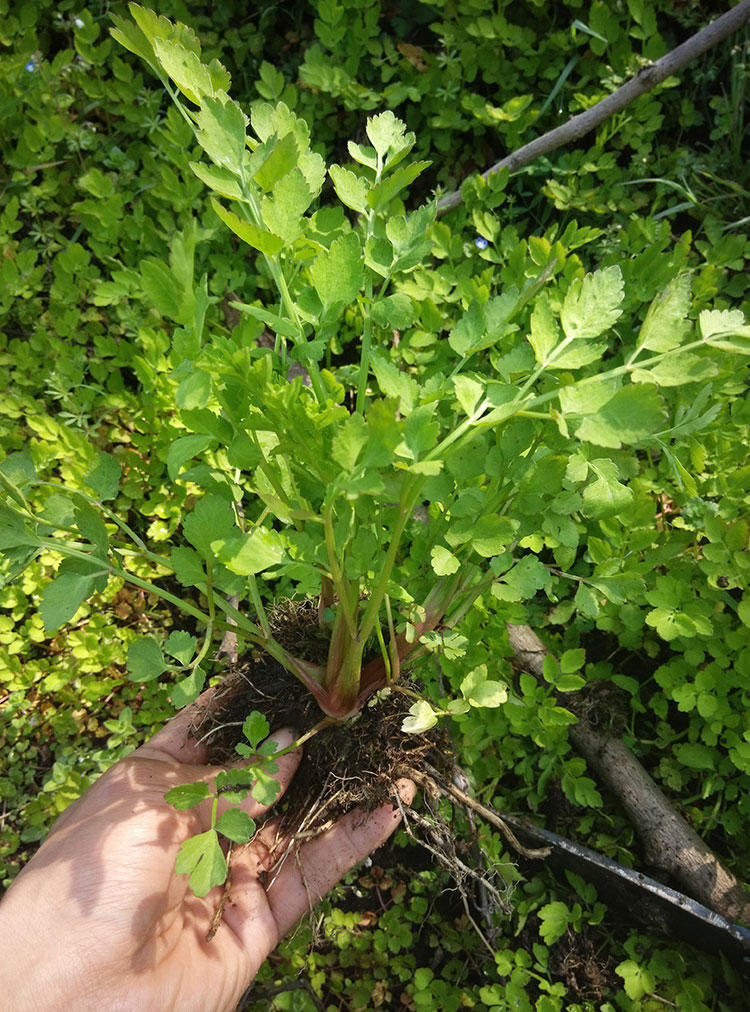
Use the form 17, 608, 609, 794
474, 236, 489, 250
25, 59, 36, 72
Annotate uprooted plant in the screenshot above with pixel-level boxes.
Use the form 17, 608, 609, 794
2, 4, 750, 901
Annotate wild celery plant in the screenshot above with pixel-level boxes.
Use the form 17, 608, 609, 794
2, 4, 750, 734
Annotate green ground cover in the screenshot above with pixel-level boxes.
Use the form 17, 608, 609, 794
1, 1, 750, 1009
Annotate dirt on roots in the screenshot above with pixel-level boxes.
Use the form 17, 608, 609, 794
190, 649, 449, 834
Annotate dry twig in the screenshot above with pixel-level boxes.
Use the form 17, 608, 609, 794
437, 1, 750, 215
507, 623, 750, 924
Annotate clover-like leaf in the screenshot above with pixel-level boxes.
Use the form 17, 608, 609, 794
401, 699, 438, 733
215, 808, 256, 843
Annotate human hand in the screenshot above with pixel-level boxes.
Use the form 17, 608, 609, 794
0, 693, 415, 1012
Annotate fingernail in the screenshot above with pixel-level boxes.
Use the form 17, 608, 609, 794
267, 726, 298, 752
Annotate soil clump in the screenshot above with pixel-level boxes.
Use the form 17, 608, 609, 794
190, 647, 449, 838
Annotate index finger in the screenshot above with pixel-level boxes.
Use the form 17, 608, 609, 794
253, 778, 416, 938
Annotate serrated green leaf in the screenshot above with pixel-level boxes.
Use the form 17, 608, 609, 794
699, 308, 750, 346
230, 300, 299, 339
211, 526, 284, 575
175, 370, 212, 411
365, 110, 414, 163
576, 384, 665, 448
110, 13, 160, 69
565, 452, 589, 483
215, 808, 256, 843
310, 232, 363, 308
164, 630, 197, 665
547, 340, 609, 370
251, 100, 307, 145
631, 354, 717, 386
538, 901, 569, 944
183, 495, 236, 556
189, 161, 244, 200
449, 300, 485, 357
175, 829, 227, 897
211, 198, 283, 255
469, 515, 518, 557
170, 665, 207, 708
171, 545, 206, 586
195, 93, 247, 172
560, 648, 585, 673
261, 168, 313, 243
560, 265, 623, 341
469, 681, 508, 707
167, 434, 215, 481
348, 140, 378, 169
461, 666, 508, 708
165, 781, 211, 810
674, 742, 715, 771
40, 556, 108, 631
496, 555, 550, 600
562, 770, 602, 806
615, 960, 655, 1002
367, 161, 431, 213
575, 581, 599, 617
129, 4, 201, 56
251, 766, 282, 806
71, 505, 107, 560
453, 374, 484, 415
140, 258, 184, 322
589, 573, 645, 604
39, 493, 76, 529
329, 164, 369, 213
84, 451, 121, 501
370, 352, 417, 413
557, 673, 586, 692
558, 378, 617, 416
364, 234, 394, 277
127, 635, 167, 682
153, 37, 217, 104
371, 293, 416, 330
581, 459, 633, 519
242, 711, 270, 750
400, 403, 439, 460
253, 131, 299, 192
527, 296, 560, 364
385, 206, 434, 273
332, 413, 368, 471
298, 150, 326, 196
542, 653, 558, 683
637, 275, 692, 352
0, 450, 36, 490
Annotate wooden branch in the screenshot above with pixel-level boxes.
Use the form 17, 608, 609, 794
437, 0, 750, 216
507, 623, 750, 925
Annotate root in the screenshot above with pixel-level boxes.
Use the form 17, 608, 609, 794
206, 842, 234, 942
405, 762, 552, 862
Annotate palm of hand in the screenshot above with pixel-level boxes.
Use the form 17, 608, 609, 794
0, 701, 413, 1012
